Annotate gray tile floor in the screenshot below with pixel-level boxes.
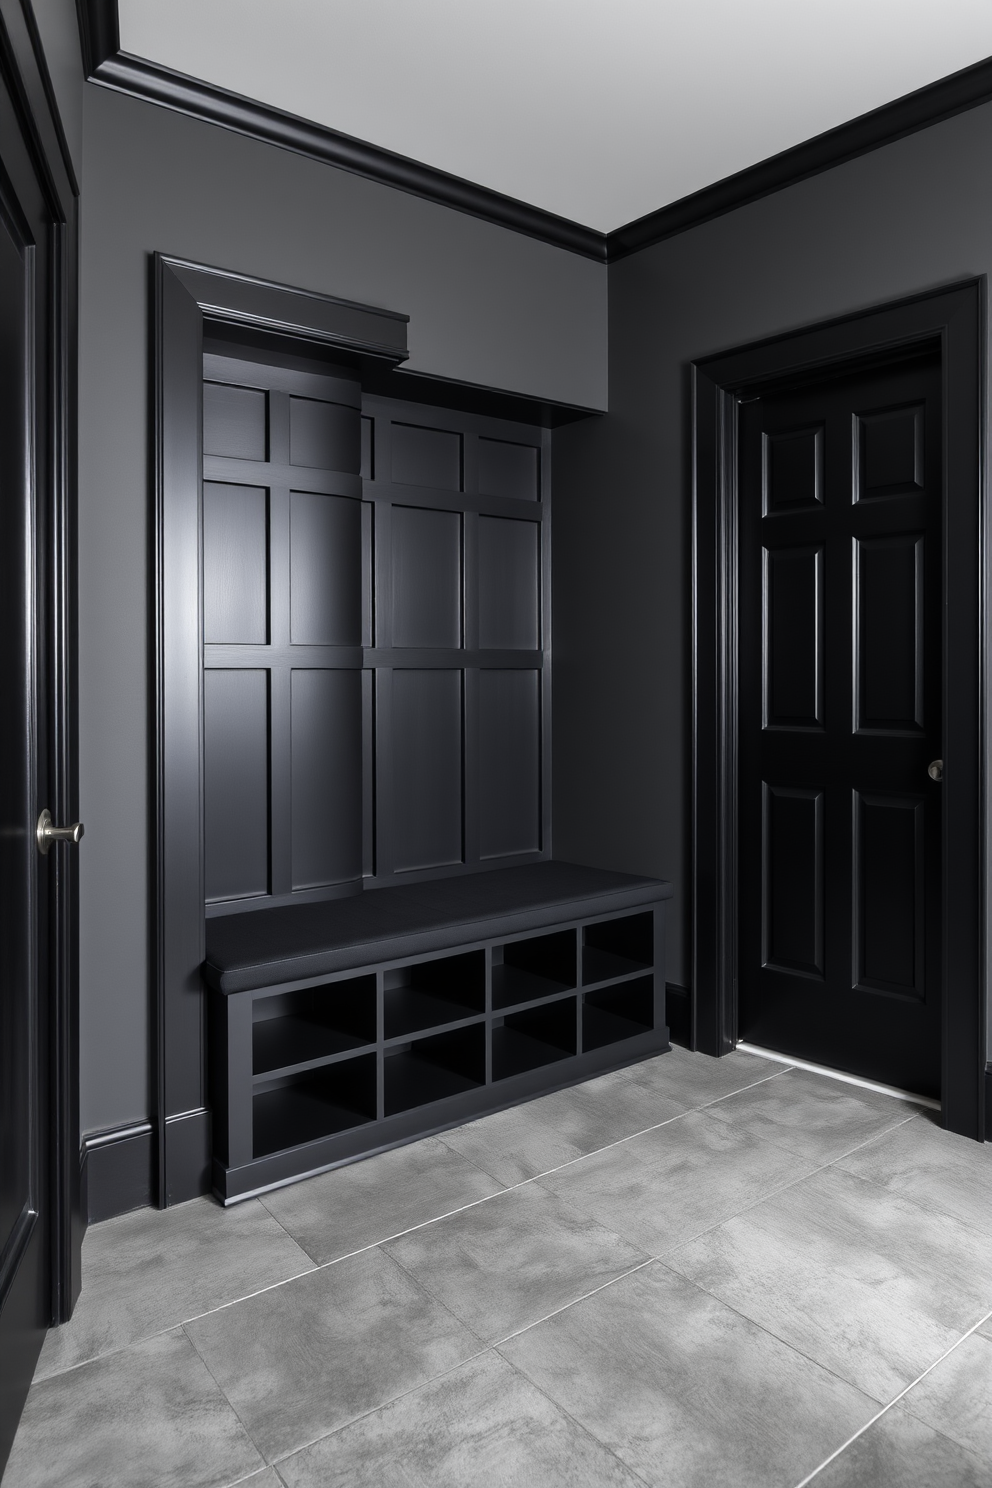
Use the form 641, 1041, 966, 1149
8, 1045, 992, 1487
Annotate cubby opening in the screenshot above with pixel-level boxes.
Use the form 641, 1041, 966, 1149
384, 1023, 485, 1116
583, 913, 653, 986
492, 930, 576, 1010
253, 1053, 376, 1158
252, 975, 376, 1076
582, 976, 654, 1051
492, 996, 577, 1081
383, 950, 485, 1039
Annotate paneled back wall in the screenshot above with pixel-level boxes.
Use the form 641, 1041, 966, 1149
202, 350, 551, 918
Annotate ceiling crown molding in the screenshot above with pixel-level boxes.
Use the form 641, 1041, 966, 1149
79, 2, 992, 265
77, 0, 607, 262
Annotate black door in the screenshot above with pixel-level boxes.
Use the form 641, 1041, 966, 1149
0, 46, 72, 1469
738, 351, 942, 1097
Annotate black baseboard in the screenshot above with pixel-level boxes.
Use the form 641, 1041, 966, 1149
666, 983, 690, 1049
80, 1122, 154, 1223
985, 1065, 992, 1141
81, 1108, 213, 1222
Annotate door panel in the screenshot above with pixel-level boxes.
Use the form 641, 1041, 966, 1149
739, 353, 942, 1095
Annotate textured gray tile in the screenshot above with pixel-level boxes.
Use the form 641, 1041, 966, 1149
4, 1328, 263, 1488
899, 1332, 992, 1461
276, 1351, 645, 1488
259, 1135, 504, 1265
185, 1247, 480, 1462
810, 1407, 992, 1488
37, 1195, 314, 1379
627, 1044, 786, 1108
500, 1262, 878, 1488
836, 1114, 992, 1234
228, 1472, 284, 1488
383, 1181, 648, 1343
704, 1067, 919, 1163
667, 1165, 992, 1399
540, 1107, 817, 1255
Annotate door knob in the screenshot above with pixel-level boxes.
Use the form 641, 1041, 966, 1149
36, 808, 84, 855
927, 760, 943, 783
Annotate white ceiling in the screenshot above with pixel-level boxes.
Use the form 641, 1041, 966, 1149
118, 0, 992, 234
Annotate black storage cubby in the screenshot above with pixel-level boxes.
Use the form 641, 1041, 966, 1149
385, 1023, 486, 1116
492, 997, 577, 1081
252, 975, 376, 1075
583, 913, 654, 986
492, 929, 576, 1009
207, 863, 672, 1202
583, 976, 655, 1052
384, 950, 485, 1039
253, 1053, 376, 1158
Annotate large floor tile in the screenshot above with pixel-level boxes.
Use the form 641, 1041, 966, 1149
185, 1246, 480, 1462
809, 1407, 991, 1488
628, 1044, 786, 1109
276, 1351, 645, 1488
540, 1108, 817, 1255
259, 1135, 504, 1264
383, 1181, 648, 1343
835, 1114, 992, 1234
3, 1328, 263, 1488
704, 1068, 919, 1163
898, 1331, 992, 1461
666, 1165, 992, 1399
500, 1262, 878, 1488
36, 1195, 315, 1379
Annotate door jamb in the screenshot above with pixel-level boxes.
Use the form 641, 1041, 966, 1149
690, 279, 986, 1139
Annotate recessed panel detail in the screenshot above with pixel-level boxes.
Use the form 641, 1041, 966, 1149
855, 533, 923, 733
762, 784, 824, 978
392, 423, 462, 491
289, 395, 360, 473
392, 670, 463, 872
204, 669, 269, 903
857, 403, 923, 499
203, 381, 267, 462
479, 670, 541, 859
763, 544, 823, 729
762, 426, 822, 514
291, 669, 362, 889
854, 791, 924, 997
392, 506, 462, 649
203, 482, 269, 644
479, 438, 539, 501
290, 491, 361, 645
478, 517, 539, 650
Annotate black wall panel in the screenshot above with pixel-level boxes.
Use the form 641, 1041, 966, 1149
478, 518, 540, 650
479, 437, 539, 501
203, 483, 269, 644
290, 395, 361, 473
478, 670, 541, 858
290, 491, 362, 645
392, 422, 462, 490
203, 381, 267, 461
392, 506, 462, 649
204, 669, 269, 902
291, 669, 362, 888
391, 670, 464, 871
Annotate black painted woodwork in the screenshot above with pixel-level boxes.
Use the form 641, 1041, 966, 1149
207, 863, 671, 1202
738, 354, 942, 1096
692, 282, 985, 1138
80, 2, 992, 264
0, 0, 81, 1468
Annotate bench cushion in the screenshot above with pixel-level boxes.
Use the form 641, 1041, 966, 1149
204, 860, 672, 994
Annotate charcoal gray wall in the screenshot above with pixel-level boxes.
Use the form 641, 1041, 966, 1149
78, 83, 607, 1136
553, 100, 992, 1025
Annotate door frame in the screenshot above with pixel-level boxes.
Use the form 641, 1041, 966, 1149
690, 279, 986, 1139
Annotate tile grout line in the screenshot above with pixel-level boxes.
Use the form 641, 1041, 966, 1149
181, 1318, 274, 1470
491, 1257, 658, 1348
790, 1306, 992, 1488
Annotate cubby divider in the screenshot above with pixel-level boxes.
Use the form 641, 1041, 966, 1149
252, 974, 376, 1076
583, 913, 654, 986
582, 976, 655, 1052
492, 929, 576, 1010
385, 1023, 486, 1116
253, 1053, 376, 1159
492, 997, 577, 1081
384, 950, 485, 1039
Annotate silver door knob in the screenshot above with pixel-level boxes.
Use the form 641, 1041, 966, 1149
36, 808, 84, 855
927, 760, 943, 782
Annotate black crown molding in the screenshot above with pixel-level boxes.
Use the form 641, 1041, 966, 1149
79, 1, 992, 265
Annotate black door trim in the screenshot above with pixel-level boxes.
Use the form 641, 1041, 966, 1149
691, 280, 986, 1139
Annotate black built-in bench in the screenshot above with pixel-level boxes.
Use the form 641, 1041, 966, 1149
206, 861, 672, 1203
